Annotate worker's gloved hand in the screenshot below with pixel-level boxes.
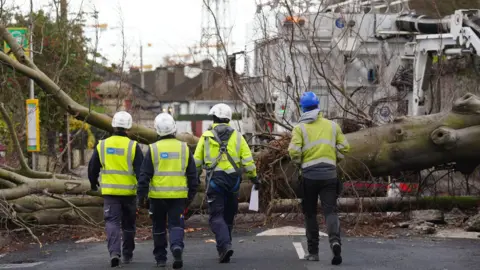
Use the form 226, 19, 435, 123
90, 182, 99, 192
250, 177, 262, 190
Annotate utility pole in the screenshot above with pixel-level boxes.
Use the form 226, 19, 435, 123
140, 44, 144, 88
60, 0, 71, 171
29, 0, 36, 170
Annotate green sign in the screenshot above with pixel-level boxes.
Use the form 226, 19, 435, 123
4, 27, 29, 59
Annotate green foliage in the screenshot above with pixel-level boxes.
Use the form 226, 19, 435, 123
0, 118, 18, 154
69, 117, 96, 149
1, 8, 99, 153
0, 120, 9, 144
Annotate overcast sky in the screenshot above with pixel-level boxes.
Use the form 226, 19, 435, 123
11, 0, 262, 71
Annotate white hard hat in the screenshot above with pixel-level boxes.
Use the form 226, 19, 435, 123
111, 111, 133, 129
208, 103, 232, 120
154, 113, 177, 136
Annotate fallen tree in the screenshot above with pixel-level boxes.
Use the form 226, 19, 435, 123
256, 92, 480, 204
1, 24, 480, 229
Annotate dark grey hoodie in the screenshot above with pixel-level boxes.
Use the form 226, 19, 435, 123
298, 109, 337, 180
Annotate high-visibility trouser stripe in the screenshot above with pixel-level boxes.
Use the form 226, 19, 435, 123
99, 139, 135, 173
153, 171, 185, 176
298, 121, 337, 152
204, 132, 242, 163
301, 157, 336, 169
149, 186, 188, 191
101, 183, 136, 190
151, 141, 186, 174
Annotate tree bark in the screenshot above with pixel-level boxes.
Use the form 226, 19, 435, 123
340, 93, 480, 177
265, 196, 480, 213
256, 93, 480, 199
2, 24, 480, 226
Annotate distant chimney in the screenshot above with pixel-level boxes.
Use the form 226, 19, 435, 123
201, 59, 214, 92
174, 64, 185, 86
154, 67, 169, 98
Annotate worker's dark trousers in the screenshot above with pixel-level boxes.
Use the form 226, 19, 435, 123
301, 178, 341, 255
207, 187, 238, 253
103, 195, 137, 259
150, 198, 186, 262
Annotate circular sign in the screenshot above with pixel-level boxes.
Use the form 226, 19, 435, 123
11, 31, 24, 44
335, 18, 345, 29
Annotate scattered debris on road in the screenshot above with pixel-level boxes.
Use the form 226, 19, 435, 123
74, 237, 102, 244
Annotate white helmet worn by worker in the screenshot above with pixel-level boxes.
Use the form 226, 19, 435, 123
111, 111, 133, 129
154, 113, 177, 136
208, 103, 232, 120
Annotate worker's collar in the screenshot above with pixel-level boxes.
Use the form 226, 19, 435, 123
113, 130, 128, 137
158, 134, 176, 140
212, 123, 230, 128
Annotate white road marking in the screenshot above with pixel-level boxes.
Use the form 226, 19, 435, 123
293, 242, 305, 260
0, 254, 5, 259
0, 262, 45, 269
256, 226, 328, 237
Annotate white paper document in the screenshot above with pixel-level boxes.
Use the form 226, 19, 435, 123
249, 186, 259, 212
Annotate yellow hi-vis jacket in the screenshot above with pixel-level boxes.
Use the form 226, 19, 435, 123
148, 138, 189, 199
97, 136, 138, 196
288, 117, 350, 169
193, 124, 257, 178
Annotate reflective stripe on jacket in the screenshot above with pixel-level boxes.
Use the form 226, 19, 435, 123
148, 138, 188, 199
288, 117, 350, 169
97, 136, 137, 196
193, 123, 257, 179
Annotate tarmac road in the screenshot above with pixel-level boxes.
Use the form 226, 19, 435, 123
0, 230, 479, 270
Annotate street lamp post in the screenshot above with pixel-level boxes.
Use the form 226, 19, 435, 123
29, 1, 36, 170
140, 44, 144, 88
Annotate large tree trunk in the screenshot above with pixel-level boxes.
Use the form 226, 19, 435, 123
256, 93, 480, 202
1, 25, 480, 227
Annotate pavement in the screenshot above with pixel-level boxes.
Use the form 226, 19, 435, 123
0, 228, 479, 270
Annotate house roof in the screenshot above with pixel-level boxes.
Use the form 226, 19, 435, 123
159, 74, 203, 102
96, 80, 131, 98
158, 67, 241, 102
195, 75, 242, 101
95, 79, 162, 110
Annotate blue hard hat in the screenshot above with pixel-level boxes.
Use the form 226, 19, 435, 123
300, 91, 319, 112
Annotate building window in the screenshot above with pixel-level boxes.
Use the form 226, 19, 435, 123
174, 104, 181, 115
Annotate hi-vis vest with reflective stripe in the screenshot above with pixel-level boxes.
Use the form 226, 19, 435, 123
203, 130, 243, 174
97, 136, 137, 196
148, 139, 189, 199
289, 117, 349, 169
199, 129, 254, 175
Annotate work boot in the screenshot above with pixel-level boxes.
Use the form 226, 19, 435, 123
122, 256, 132, 264
331, 242, 342, 265
110, 255, 120, 267
156, 260, 166, 267
172, 247, 183, 269
218, 248, 234, 263
304, 254, 319, 261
